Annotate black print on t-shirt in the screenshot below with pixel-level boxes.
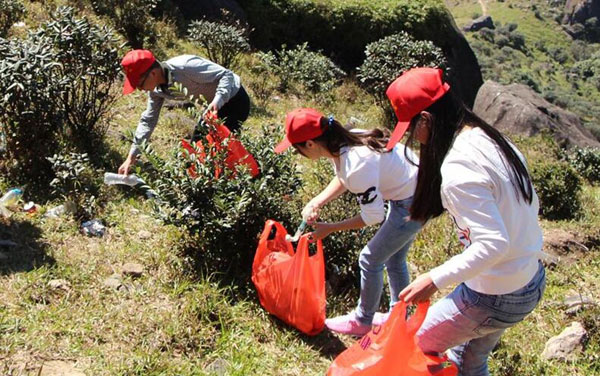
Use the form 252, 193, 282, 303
356, 187, 377, 205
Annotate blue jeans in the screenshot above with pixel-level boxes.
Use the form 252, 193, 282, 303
417, 261, 546, 376
355, 197, 422, 325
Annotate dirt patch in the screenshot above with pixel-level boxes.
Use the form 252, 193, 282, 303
543, 228, 600, 264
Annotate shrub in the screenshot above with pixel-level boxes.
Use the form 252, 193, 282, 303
138, 109, 303, 278
187, 18, 250, 69
531, 160, 582, 220
0, 35, 64, 189
246, 53, 279, 109
357, 31, 446, 106
0, 7, 121, 192
91, 0, 159, 49
569, 147, 600, 185
48, 152, 101, 220
0, 0, 25, 37
256, 43, 345, 100
34, 7, 122, 153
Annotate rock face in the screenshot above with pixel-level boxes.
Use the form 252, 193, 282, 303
542, 322, 587, 361
463, 15, 495, 32
473, 81, 600, 148
563, 0, 600, 25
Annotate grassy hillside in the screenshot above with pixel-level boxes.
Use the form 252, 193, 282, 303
1, 0, 599, 375
447, 0, 600, 140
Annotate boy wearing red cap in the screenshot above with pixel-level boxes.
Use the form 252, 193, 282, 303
118, 49, 250, 175
275, 108, 422, 336
387, 67, 545, 375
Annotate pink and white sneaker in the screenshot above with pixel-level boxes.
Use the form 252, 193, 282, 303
325, 312, 371, 336
372, 311, 391, 326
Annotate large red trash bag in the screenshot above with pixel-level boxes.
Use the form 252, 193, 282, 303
252, 220, 326, 335
180, 114, 259, 178
327, 301, 458, 376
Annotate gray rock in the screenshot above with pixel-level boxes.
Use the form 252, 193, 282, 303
563, 0, 600, 25
542, 322, 587, 361
137, 230, 152, 240
473, 81, 600, 149
47, 279, 71, 291
463, 15, 495, 32
103, 274, 123, 290
205, 358, 228, 375
564, 294, 597, 315
122, 263, 144, 278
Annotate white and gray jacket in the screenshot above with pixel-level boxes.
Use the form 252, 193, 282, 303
129, 55, 241, 156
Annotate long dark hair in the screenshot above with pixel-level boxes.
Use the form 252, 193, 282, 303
406, 90, 534, 223
293, 117, 390, 156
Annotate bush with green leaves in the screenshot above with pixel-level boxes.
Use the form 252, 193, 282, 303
92, 0, 160, 49
256, 43, 345, 100
187, 19, 250, 69
569, 147, 600, 185
358, 31, 446, 104
0, 35, 64, 189
139, 119, 303, 278
0, 0, 25, 37
34, 6, 122, 152
47, 152, 101, 219
0, 7, 121, 192
531, 160, 582, 220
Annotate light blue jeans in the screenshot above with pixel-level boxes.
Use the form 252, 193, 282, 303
417, 261, 546, 376
355, 197, 422, 325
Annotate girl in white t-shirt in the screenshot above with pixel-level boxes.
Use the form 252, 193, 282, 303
386, 67, 545, 375
275, 108, 422, 336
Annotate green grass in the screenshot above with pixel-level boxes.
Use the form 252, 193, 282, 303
1, 1, 599, 375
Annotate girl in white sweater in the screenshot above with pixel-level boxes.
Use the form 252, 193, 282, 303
387, 67, 546, 376
275, 108, 421, 336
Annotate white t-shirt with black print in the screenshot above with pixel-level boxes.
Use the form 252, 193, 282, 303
429, 127, 544, 295
332, 143, 418, 226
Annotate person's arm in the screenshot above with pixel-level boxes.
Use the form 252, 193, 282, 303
182, 57, 237, 111
302, 176, 347, 222
311, 214, 366, 241
400, 174, 509, 303
119, 92, 164, 174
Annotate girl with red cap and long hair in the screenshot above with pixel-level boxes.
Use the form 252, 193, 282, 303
386, 67, 546, 375
274, 108, 422, 336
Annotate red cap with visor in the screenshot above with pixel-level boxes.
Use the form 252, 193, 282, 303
121, 49, 156, 95
274, 108, 325, 153
385, 67, 450, 150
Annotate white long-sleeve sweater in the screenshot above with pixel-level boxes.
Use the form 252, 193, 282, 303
429, 127, 544, 295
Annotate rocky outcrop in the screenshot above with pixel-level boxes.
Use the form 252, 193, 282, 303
463, 15, 495, 32
473, 81, 600, 148
563, 0, 600, 25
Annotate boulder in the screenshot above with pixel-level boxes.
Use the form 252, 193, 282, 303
463, 15, 495, 32
473, 81, 600, 148
542, 322, 587, 361
563, 0, 600, 25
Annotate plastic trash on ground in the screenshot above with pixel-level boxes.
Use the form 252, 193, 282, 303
104, 173, 145, 186
81, 219, 106, 237
44, 201, 77, 218
0, 188, 23, 217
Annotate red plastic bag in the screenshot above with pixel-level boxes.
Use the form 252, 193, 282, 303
181, 115, 259, 178
252, 220, 326, 335
327, 301, 458, 376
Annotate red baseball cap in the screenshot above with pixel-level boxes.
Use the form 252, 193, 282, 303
274, 108, 325, 153
121, 49, 156, 95
385, 67, 450, 150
